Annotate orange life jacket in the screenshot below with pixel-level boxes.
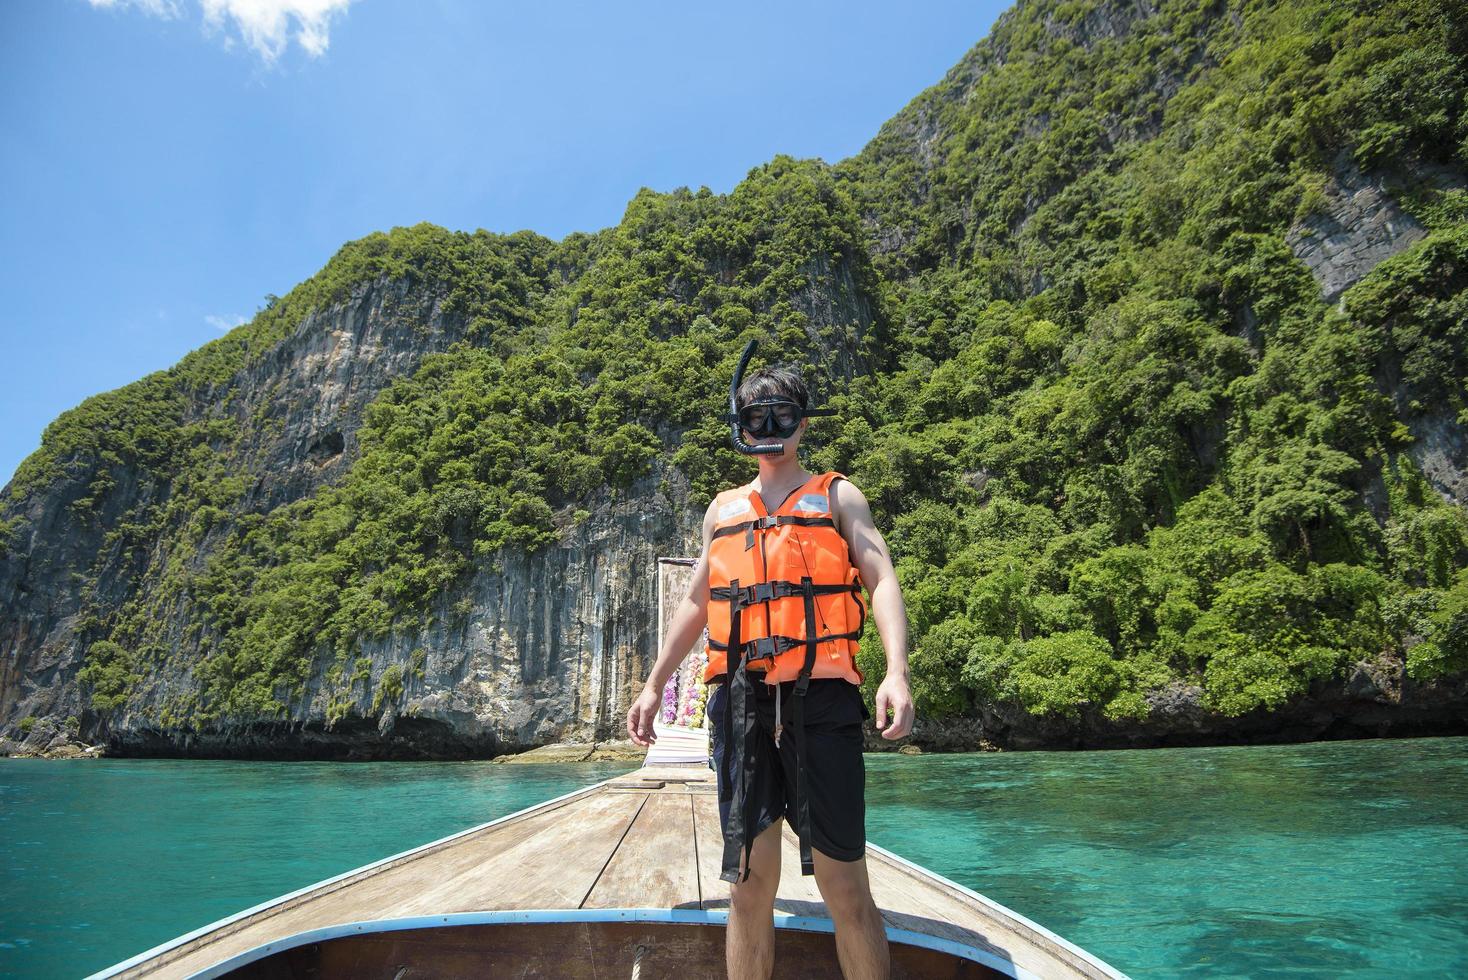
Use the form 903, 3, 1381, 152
703, 470, 866, 687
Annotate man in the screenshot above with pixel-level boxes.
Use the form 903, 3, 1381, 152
627, 357, 914, 980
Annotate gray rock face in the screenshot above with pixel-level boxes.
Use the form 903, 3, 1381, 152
229, 276, 459, 513
97, 471, 695, 760
1286, 152, 1429, 304
1405, 408, 1468, 507
792, 252, 880, 384
360, 471, 692, 752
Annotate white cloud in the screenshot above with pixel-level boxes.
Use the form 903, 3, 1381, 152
87, 0, 358, 64
88, 0, 185, 16
206, 313, 247, 331
200, 0, 356, 62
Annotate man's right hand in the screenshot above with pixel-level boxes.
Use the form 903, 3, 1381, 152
626, 685, 662, 746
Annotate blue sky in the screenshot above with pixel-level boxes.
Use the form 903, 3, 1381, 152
0, 0, 1005, 488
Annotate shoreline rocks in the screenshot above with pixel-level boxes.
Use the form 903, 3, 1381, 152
0, 735, 105, 759
490, 739, 646, 764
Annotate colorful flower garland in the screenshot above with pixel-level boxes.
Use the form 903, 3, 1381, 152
659, 632, 711, 728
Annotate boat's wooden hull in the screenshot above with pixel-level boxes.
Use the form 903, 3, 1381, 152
215, 915, 1009, 979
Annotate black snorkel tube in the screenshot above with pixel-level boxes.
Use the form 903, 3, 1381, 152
728, 339, 783, 456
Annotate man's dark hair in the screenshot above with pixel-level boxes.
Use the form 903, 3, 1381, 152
736, 364, 810, 410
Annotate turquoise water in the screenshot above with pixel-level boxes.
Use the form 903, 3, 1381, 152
863, 737, 1468, 978
2, 738, 1466, 978
0, 759, 638, 979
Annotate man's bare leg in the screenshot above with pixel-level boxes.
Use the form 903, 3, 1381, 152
726, 818, 784, 980
812, 847, 890, 980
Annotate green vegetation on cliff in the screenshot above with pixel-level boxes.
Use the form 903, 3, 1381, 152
4, 0, 1466, 734
816, 0, 1468, 720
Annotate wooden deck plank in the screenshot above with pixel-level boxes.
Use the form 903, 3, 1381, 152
443, 791, 646, 912
580, 792, 701, 909
608, 763, 711, 787
300, 790, 630, 916
287, 790, 644, 918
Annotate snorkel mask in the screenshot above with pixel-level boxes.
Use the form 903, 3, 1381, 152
726, 339, 834, 455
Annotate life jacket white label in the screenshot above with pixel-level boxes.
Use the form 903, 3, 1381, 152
718, 498, 752, 521
793, 493, 829, 514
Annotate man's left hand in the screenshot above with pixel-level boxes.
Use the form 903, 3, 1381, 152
874, 674, 914, 741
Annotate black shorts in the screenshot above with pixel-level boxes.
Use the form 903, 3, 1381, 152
708, 677, 870, 863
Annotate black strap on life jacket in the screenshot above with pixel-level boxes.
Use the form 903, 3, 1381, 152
720, 576, 759, 884
789, 575, 820, 876
706, 629, 862, 659
710, 580, 859, 606
712, 514, 837, 551
705, 589, 867, 660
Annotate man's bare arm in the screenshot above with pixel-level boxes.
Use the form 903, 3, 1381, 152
833, 478, 909, 676
832, 477, 914, 739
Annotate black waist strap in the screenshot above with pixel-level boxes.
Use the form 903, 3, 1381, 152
707, 629, 863, 659
711, 580, 859, 606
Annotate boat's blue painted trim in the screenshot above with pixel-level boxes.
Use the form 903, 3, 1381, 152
178, 908, 1036, 980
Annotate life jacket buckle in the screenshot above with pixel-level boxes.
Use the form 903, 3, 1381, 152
750, 582, 775, 604
744, 515, 780, 551
749, 637, 778, 664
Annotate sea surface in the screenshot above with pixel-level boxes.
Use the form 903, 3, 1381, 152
2, 737, 1465, 978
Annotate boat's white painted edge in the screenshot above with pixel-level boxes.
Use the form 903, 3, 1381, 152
864, 840, 1132, 980
174, 908, 1039, 980
84, 775, 621, 980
